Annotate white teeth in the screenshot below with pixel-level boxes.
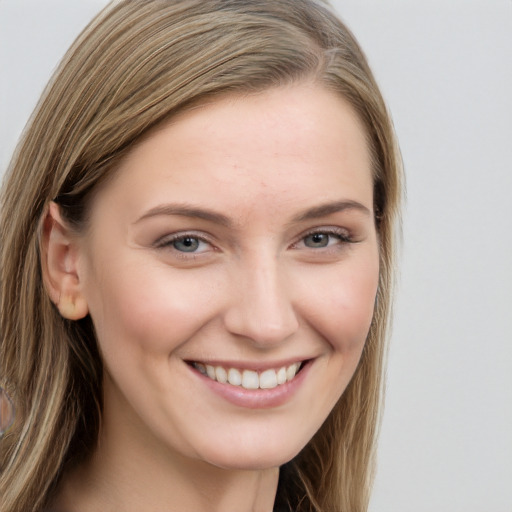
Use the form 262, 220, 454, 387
215, 366, 228, 384
206, 365, 216, 380
242, 370, 259, 390
227, 368, 242, 386
286, 363, 300, 381
199, 362, 303, 389
259, 369, 278, 389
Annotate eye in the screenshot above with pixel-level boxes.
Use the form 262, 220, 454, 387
293, 228, 354, 250
172, 236, 203, 253
303, 232, 335, 248
156, 233, 212, 254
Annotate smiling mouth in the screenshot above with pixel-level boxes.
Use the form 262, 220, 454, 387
189, 361, 306, 390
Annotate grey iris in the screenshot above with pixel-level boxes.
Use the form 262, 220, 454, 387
174, 237, 200, 252
304, 233, 330, 248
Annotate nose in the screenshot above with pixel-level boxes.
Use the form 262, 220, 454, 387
223, 256, 299, 347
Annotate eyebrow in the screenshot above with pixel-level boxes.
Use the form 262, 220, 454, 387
291, 200, 371, 222
134, 200, 371, 227
135, 204, 233, 227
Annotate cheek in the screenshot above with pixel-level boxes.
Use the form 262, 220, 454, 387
339, 263, 379, 335
84, 260, 224, 358
299, 255, 379, 353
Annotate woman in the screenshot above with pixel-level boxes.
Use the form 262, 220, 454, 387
0, 1, 402, 511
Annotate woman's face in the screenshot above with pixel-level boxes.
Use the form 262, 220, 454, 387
76, 84, 379, 470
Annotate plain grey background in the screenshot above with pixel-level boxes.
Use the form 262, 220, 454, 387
1, 1, 511, 511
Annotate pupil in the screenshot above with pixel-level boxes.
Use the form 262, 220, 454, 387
174, 237, 199, 252
306, 233, 328, 247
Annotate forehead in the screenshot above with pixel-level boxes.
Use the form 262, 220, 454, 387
89, 84, 373, 223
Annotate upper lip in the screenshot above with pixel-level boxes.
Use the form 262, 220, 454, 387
185, 357, 313, 372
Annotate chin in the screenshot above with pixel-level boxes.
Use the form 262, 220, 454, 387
196, 432, 310, 471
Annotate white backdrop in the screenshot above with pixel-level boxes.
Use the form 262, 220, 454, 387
1, 1, 511, 511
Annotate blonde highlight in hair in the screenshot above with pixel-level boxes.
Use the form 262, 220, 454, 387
0, 1, 403, 510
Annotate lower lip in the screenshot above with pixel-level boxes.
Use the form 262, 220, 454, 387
189, 361, 312, 409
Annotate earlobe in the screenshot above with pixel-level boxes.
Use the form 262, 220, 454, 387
40, 202, 89, 320
57, 294, 89, 321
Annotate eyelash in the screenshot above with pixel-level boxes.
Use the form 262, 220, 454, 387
155, 232, 213, 256
154, 227, 355, 256
291, 227, 355, 250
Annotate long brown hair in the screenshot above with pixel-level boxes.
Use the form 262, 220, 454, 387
0, 1, 402, 510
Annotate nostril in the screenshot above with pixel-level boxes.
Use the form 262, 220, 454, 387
222, 262, 299, 345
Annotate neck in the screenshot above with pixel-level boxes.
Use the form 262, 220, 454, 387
55, 454, 279, 512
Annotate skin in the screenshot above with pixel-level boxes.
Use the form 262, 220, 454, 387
45, 83, 379, 512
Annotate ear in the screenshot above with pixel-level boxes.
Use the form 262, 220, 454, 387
40, 202, 89, 320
